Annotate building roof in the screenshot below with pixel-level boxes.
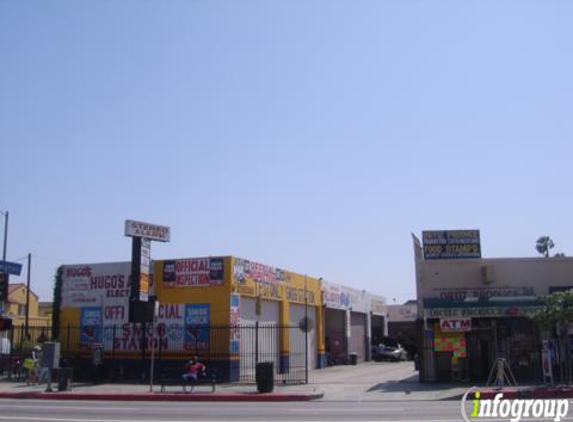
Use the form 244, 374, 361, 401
8, 283, 39, 300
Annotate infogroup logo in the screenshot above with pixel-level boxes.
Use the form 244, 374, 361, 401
461, 387, 569, 422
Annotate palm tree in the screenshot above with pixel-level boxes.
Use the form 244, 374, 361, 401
536, 236, 555, 258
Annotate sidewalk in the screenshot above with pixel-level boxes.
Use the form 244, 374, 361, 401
0, 379, 324, 401
7, 361, 559, 402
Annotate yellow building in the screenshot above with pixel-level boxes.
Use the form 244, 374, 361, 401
6, 284, 50, 328
58, 256, 324, 382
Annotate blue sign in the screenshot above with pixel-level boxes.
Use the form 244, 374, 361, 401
0, 261, 23, 276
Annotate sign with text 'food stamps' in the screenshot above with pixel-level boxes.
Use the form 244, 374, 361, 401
124, 220, 170, 242
422, 230, 481, 260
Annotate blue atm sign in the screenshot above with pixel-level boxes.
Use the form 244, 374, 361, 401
0, 261, 23, 276
422, 230, 481, 260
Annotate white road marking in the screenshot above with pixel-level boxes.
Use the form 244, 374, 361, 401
0, 405, 137, 411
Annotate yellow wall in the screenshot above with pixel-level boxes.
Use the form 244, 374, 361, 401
153, 257, 232, 326
7, 285, 50, 328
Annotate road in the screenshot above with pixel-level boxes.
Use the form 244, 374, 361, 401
0, 399, 470, 422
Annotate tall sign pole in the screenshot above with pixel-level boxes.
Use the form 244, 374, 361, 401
1, 211, 8, 315
305, 274, 308, 384
25, 253, 31, 336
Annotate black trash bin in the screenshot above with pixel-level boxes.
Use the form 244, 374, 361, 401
58, 367, 73, 391
349, 353, 358, 365
255, 362, 274, 393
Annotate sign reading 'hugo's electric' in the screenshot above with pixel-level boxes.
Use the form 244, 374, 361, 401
422, 230, 481, 260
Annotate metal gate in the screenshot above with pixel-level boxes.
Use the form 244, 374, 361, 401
0, 324, 308, 385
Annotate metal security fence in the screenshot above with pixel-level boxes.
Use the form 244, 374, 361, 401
1, 323, 310, 384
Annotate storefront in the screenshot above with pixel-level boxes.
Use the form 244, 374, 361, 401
58, 256, 324, 382
322, 281, 387, 364
414, 230, 573, 383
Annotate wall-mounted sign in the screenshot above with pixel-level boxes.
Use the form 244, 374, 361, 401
422, 230, 481, 260
439, 318, 471, 332
163, 258, 224, 287
426, 305, 542, 319
434, 286, 535, 302
125, 220, 170, 242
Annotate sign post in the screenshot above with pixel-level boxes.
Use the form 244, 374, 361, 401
124, 220, 170, 323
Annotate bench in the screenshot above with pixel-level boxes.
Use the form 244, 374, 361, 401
159, 368, 217, 393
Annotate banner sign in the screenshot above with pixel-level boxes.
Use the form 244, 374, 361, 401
0, 261, 23, 276
139, 239, 151, 302
230, 294, 240, 354
434, 332, 467, 357
184, 304, 210, 351
233, 258, 288, 284
80, 307, 102, 345
422, 230, 481, 260
124, 220, 170, 242
439, 318, 471, 332
163, 258, 224, 287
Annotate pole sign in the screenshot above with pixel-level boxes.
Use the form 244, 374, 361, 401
124, 220, 170, 242
422, 230, 481, 260
126, 219, 170, 322
0, 261, 23, 276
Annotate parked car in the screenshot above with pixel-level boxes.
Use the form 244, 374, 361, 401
372, 337, 408, 361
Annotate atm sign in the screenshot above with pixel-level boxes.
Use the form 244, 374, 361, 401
440, 318, 471, 332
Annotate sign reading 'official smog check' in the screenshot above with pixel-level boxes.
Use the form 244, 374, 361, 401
422, 230, 481, 260
124, 220, 171, 242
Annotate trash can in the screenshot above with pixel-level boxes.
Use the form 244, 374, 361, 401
349, 353, 358, 365
255, 362, 274, 393
58, 367, 73, 391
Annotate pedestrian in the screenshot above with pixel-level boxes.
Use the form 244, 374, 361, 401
24, 345, 41, 385
182, 356, 206, 393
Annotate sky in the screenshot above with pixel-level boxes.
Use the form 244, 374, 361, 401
1, 0, 572, 304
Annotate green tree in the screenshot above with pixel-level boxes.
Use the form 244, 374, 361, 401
536, 236, 555, 258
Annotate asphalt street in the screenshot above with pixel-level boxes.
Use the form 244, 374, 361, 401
0, 399, 473, 422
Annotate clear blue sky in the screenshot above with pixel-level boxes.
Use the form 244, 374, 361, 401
1, 0, 572, 303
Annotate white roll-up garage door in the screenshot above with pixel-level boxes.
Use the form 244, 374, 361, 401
350, 312, 366, 362
289, 304, 317, 370
239, 297, 280, 375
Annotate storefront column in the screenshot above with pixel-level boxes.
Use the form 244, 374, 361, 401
316, 304, 325, 368
345, 309, 351, 359
279, 301, 290, 373
365, 312, 372, 361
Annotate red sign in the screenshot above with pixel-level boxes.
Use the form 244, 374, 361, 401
439, 318, 471, 332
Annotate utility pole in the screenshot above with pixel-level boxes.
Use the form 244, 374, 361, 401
25, 253, 31, 336
1, 211, 8, 315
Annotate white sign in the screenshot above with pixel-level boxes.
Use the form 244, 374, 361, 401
439, 318, 472, 332
125, 220, 170, 242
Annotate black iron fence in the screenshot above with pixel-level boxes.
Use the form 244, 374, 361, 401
0, 323, 309, 385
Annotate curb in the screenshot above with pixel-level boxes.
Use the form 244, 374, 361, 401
0, 390, 324, 402
478, 389, 573, 400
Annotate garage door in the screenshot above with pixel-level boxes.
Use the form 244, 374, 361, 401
239, 297, 280, 381
350, 312, 366, 362
290, 304, 317, 371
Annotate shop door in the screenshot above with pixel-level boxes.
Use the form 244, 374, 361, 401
325, 308, 346, 364
468, 327, 495, 382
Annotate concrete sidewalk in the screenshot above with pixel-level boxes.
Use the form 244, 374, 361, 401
0, 376, 324, 401
0, 361, 482, 402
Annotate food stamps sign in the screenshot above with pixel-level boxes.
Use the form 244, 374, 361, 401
422, 230, 481, 260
